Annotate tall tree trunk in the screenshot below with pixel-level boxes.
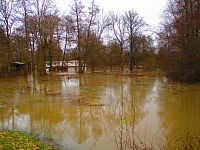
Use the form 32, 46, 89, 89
120, 43, 123, 71
130, 34, 134, 71
31, 37, 35, 72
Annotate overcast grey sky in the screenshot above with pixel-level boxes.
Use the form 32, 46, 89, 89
55, 0, 167, 27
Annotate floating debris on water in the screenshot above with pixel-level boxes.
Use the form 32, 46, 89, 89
64, 98, 105, 107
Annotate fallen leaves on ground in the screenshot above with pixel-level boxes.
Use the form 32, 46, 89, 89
0, 130, 59, 150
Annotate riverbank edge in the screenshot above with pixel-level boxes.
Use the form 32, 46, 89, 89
0, 130, 60, 150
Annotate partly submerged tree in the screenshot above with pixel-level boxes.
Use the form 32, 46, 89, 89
111, 12, 127, 71
70, 0, 85, 73
0, 0, 16, 72
158, 0, 200, 82
124, 10, 146, 71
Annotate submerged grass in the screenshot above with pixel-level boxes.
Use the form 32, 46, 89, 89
0, 130, 59, 150
164, 134, 200, 150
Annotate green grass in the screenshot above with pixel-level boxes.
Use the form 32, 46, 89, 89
0, 130, 59, 150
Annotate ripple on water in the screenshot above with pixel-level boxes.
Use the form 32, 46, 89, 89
0, 103, 7, 108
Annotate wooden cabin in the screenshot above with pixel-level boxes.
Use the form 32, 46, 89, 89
11, 62, 25, 72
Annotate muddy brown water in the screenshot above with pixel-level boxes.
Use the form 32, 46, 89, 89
0, 72, 200, 150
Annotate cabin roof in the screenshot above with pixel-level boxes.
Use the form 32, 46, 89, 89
12, 62, 25, 65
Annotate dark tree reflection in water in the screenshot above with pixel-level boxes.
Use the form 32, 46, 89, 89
103, 76, 157, 150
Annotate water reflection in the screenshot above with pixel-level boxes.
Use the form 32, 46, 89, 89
103, 78, 163, 150
158, 81, 200, 148
0, 73, 200, 149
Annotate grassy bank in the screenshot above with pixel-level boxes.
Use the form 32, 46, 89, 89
0, 130, 59, 150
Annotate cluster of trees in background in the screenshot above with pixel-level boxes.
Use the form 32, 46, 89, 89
158, 0, 200, 82
0, 0, 199, 82
0, 0, 156, 75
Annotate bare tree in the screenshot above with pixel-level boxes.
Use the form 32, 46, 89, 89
111, 13, 127, 71
83, 0, 100, 72
124, 10, 145, 71
27, 16, 37, 71
15, 0, 35, 72
0, 0, 15, 71
45, 13, 61, 71
85, 0, 100, 39
83, 1, 111, 72
62, 15, 75, 67
32, 0, 58, 74
70, 0, 85, 73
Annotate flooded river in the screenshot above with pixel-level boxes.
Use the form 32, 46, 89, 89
0, 72, 200, 149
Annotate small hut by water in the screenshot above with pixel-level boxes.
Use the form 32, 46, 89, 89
11, 62, 25, 72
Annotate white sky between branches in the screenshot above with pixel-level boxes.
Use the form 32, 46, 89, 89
55, 0, 167, 28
